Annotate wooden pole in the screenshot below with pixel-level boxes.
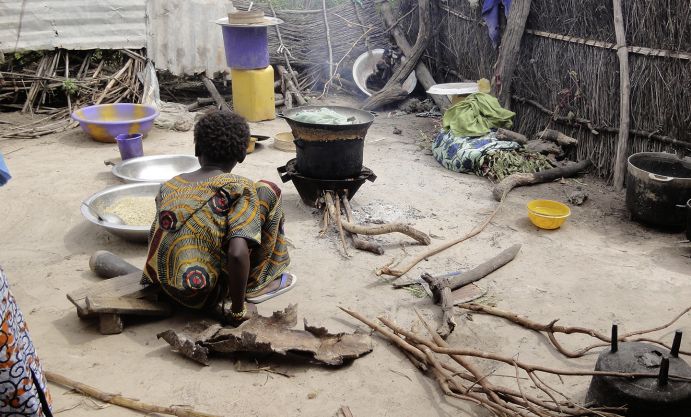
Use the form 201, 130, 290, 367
377, 0, 449, 110
45, 371, 222, 417
362, 0, 431, 111
491, 0, 532, 108
612, 0, 631, 190
201, 76, 232, 113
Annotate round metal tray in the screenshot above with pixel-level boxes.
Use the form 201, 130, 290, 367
81, 182, 160, 243
112, 154, 200, 183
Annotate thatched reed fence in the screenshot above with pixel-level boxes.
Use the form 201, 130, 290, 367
406, 0, 691, 180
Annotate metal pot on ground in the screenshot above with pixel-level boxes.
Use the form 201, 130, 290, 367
626, 152, 691, 228
278, 106, 375, 180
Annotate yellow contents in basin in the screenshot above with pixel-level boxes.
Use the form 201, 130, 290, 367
103, 196, 156, 226
527, 199, 571, 230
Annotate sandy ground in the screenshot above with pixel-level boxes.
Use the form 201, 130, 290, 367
0, 99, 690, 417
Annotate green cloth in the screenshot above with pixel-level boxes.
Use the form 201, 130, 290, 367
442, 93, 515, 137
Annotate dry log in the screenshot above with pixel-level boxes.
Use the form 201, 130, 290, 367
524, 139, 563, 157
361, 87, 409, 111
201, 76, 231, 112
278, 65, 307, 106
45, 371, 221, 417
534, 129, 578, 147
379, 1, 449, 110
492, 159, 592, 201
422, 244, 522, 304
492, 0, 532, 108
324, 193, 430, 245
341, 195, 385, 255
332, 193, 350, 257
362, 0, 431, 110
495, 128, 528, 144
437, 287, 456, 339
612, 0, 631, 190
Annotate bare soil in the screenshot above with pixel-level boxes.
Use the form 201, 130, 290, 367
0, 97, 689, 417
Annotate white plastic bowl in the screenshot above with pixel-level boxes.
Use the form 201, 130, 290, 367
352, 49, 417, 97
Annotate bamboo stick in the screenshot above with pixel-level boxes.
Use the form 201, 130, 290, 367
45, 371, 222, 417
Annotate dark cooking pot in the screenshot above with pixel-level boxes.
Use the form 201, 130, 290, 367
686, 199, 691, 240
278, 106, 376, 179
278, 106, 375, 141
626, 152, 691, 228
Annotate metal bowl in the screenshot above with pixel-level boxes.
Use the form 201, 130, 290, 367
81, 182, 160, 243
112, 154, 200, 183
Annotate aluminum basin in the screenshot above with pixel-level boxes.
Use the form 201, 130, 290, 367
81, 182, 160, 243
112, 154, 200, 183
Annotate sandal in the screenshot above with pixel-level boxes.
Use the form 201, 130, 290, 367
246, 273, 297, 304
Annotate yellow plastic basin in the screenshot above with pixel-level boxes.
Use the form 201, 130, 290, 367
527, 199, 571, 230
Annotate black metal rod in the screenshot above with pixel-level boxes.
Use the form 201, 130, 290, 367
671, 330, 682, 358
611, 324, 618, 353
658, 357, 670, 387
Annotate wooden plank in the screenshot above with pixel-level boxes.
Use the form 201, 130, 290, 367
66, 272, 151, 312
99, 314, 124, 335
85, 296, 171, 317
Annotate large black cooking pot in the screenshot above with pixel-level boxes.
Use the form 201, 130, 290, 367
626, 152, 691, 228
279, 106, 375, 179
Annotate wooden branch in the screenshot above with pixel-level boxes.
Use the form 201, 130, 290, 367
366, 0, 450, 110
459, 303, 691, 358
377, 203, 501, 277
45, 371, 222, 417
437, 287, 456, 338
492, 0, 532, 108
534, 129, 578, 147
332, 192, 350, 257
491, 159, 592, 201
525, 29, 691, 61
612, 0, 631, 190
422, 244, 522, 304
95, 58, 133, 105
363, 0, 430, 110
512, 95, 691, 149
322, 0, 334, 83
361, 87, 409, 111
201, 76, 231, 112
341, 195, 385, 255
324, 193, 430, 245
277, 65, 306, 106
495, 128, 528, 144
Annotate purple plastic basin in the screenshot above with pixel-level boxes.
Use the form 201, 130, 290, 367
71, 103, 159, 143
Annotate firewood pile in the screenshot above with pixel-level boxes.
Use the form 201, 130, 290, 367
0, 49, 145, 140
342, 305, 691, 417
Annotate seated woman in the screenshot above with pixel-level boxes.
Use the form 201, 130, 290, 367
142, 110, 295, 324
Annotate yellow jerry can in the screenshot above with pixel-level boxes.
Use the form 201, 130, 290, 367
231, 66, 275, 122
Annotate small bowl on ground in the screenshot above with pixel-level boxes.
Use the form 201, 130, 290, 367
273, 132, 296, 152
527, 199, 571, 230
112, 155, 200, 183
81, 182, 160, 243
72, 103, 159, 143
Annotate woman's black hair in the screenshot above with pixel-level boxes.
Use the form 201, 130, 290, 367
194, 110, 250, 164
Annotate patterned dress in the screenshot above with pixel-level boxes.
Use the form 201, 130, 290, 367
0, 266, 53, 417
142, 174, 290, 309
